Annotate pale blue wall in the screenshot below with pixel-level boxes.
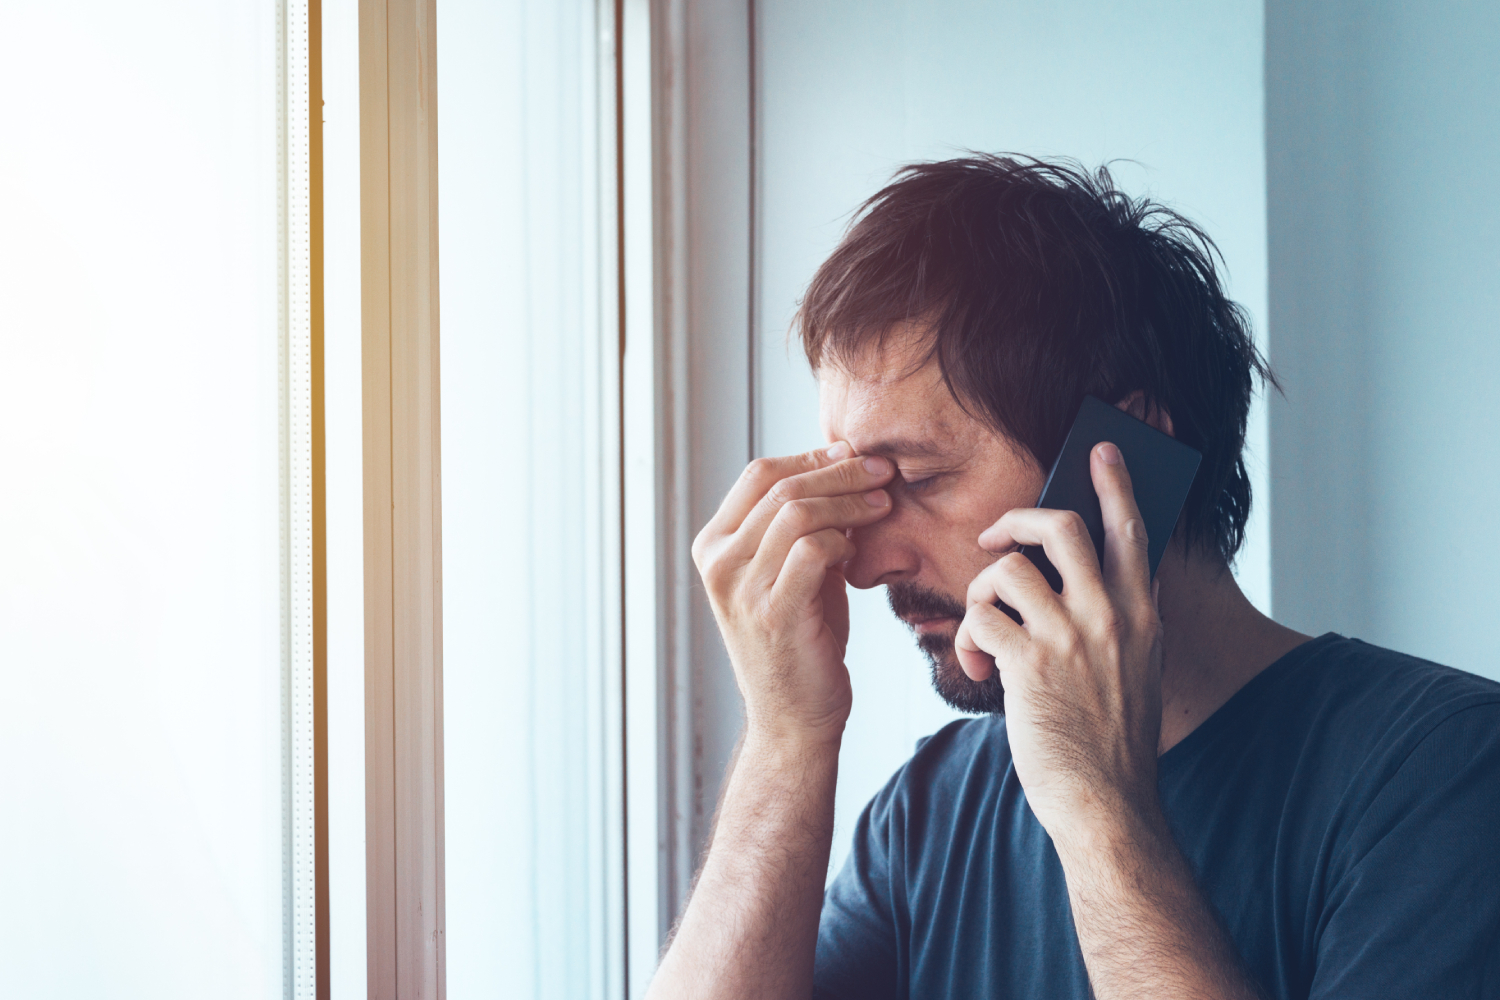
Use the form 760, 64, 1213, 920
1267, 0, 1500, 680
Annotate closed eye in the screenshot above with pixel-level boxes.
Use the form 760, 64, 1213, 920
900, 472, 942, 492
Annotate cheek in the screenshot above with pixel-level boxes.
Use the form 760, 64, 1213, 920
930, 488, 1028, 579
956, 473, 1038, 543
899, 502, 998, 588
944, 544, 1008, 598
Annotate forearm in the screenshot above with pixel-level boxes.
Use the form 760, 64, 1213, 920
1056, 805, 1264, 1000
647, 730, 841, 1000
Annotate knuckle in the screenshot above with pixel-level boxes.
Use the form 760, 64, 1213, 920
692, 538, 743, 599
690, 528, 711, 569
978, 604, 1008, 638
826, 460, 858, 491
699, 563, 732, 604
746, 587, 776, 622
1097, 607, 1129, 640
779, 497, 813, 530
803, 445, 835, 468
838, 491, 871, 515
802, 532, 838, 562
791, 532, 822, 557
789, 529, 852, 571
827, 529, 856, 560
999, 551, 1031, 577
837, 454, 876, 485
696, 548, 727, 586
743, 457, 777, 485
1056, 510, 1088, 539
766, 477, 806, 507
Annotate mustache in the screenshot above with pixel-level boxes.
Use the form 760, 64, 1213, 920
886, 582, 966, 624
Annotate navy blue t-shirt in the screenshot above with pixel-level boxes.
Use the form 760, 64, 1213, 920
815, 635, 1500, 999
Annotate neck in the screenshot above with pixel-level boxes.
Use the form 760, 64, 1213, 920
1153, 543, 1312, 754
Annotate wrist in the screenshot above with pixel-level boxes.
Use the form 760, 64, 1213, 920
1048, 790, 1172, 871
740, 719, 844, 767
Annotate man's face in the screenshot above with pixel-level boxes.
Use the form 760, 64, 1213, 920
818, 336, 1045, 713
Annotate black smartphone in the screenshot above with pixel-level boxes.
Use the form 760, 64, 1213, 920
998, 395, 1202, 624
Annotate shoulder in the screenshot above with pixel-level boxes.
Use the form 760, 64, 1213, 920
1272, 635, 1500, 753
1166, 635, 1500, 846
1292, 646, 1500, 988
1294, 633, 1500, 702
1317, 636, 1500, 787
1249, 635, 1500, 842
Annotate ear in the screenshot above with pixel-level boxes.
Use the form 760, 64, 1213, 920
1115, 390, 1176, 438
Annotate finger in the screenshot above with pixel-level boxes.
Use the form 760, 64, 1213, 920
975, 507, 1105, 597
731, 453, 894, 558
1092, 442, 1152, 602
748, 491, 892, 589
966, 551, 1069, 632
770, 527, 856, 610
703, 443, 853, 542
955, 602, 1027, 681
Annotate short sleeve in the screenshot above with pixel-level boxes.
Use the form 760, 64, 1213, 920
813, 775, 903, 1000
1310, 703, 1500, 999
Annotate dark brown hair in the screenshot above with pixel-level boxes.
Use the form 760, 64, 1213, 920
797, 154, 1274, 565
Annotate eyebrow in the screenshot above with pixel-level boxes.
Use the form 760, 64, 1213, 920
858, 437, 955, 461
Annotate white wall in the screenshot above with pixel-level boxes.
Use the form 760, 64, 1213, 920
753, 0, 1270, 879
1266, 0, 1500, 680
0, 2, 287, 995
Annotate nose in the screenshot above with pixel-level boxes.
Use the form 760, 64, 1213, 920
844, 508, 921, 590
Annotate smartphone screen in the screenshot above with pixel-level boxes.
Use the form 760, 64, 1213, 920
998, 395, 1202, 624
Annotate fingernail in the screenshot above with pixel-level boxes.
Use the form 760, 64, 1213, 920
862, 455, 889, 475
1098, 442, 1121, 465
864, 489, 890, 507
826, 441, 852, 460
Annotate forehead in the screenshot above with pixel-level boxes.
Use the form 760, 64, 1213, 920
817, 346, 988, 458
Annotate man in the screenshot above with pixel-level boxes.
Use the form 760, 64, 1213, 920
648, 156, 1500, 999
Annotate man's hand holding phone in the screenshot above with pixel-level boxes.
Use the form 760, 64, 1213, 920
692, 442, 896, 748
954, 442, 1166, 848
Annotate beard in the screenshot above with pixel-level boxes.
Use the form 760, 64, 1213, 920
887, 581, 1006, 715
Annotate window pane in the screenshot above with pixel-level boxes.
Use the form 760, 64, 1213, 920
0, 3, 288, 994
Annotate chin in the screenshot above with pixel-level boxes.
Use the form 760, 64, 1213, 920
919, 632, 1007, 715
